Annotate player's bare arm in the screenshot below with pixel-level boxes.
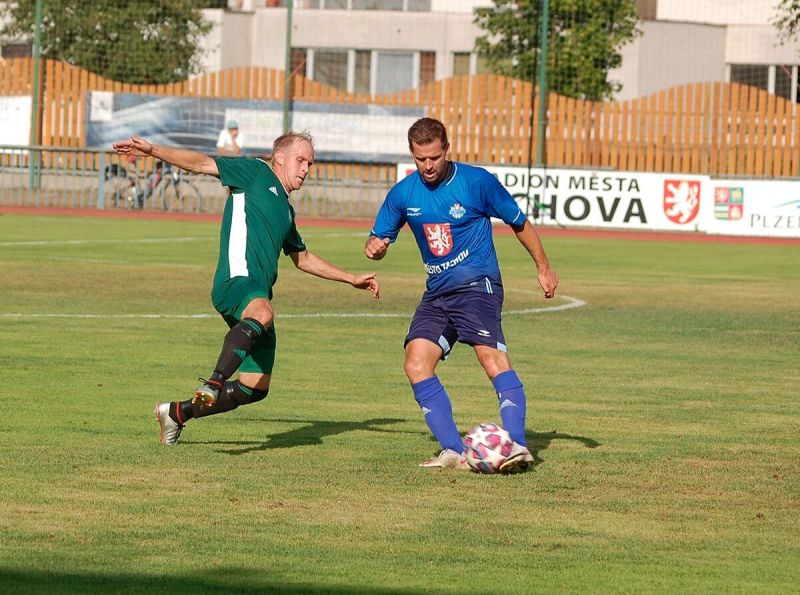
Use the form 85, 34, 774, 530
511, 220, 558, 299
365, 235, 391, 260
112, 136, 219, 177
290, 250, 380, 299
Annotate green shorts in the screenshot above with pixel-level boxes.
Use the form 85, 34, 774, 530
211, 276, 276, 375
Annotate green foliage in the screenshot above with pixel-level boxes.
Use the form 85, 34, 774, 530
0, 0, 213, 84
474, 0, 640, 100
773, 0, 800, 43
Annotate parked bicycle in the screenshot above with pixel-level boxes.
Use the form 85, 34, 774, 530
104, 159, 203, 213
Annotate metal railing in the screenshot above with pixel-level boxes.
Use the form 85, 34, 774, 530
0, 145, 396, 220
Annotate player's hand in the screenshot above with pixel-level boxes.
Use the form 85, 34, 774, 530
365, 236, 390, 260
537, 265, 558, 299
112, 136, 153, 158
352, 272, 380, 299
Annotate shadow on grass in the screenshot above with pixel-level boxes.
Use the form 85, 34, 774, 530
525, 429, 601, 468
187, 417, 415, 456
0, 567, 431, 595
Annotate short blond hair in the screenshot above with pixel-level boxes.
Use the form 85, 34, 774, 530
273, 131, 314, 155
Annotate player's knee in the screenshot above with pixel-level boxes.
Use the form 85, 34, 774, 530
404, 358, 433, 383
242, 298, 273, 328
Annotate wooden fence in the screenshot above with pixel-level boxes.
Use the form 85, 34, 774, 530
3, 57, 799, 177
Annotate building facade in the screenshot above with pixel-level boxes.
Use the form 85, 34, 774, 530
199, 0, 800, 101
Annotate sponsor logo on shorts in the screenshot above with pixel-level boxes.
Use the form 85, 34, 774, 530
477, 329, 491, 338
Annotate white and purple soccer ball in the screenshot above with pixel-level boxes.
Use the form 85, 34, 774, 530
463, 422, 514, 474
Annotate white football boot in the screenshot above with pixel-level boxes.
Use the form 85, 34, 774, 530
499, 441, 535, 474
154, 402, 184, 445
419, 448, 471, 471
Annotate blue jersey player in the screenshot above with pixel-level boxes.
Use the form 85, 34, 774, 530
365, 118, 559, 473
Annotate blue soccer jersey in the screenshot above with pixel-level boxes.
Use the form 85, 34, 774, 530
371, 162, 526, 296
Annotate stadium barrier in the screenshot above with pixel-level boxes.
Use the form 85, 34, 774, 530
0, 145, 395, 219
394, 162, 800, 239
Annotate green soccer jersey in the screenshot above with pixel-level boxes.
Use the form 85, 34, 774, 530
212, 157, 306, 299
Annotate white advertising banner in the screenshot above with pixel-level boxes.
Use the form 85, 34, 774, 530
703, 179, 800, 237
397, 164, 711, 232
0, 95, 32, 149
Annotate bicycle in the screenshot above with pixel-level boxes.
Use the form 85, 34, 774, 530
158, 164, 204, 213
103, 159, 203, 212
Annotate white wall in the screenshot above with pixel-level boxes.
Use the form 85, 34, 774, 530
611, 21, 727, 99
431, 0, 492, 13
655, 0, 779, 26
726, 25, 800, 63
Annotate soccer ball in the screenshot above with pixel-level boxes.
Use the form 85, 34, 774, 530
463, 422, 514, 474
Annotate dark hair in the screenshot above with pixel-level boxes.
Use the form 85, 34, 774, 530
407, 117, 448, 149
273, 130, 314, 155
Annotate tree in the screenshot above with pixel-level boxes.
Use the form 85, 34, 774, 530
474, 0, 640, 101
773, 0, 800, 43
0, 0, 213, 85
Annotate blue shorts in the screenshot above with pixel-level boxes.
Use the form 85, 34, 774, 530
404, 289, 507, 359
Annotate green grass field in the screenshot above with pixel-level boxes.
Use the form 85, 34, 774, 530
1, 213, 798, 594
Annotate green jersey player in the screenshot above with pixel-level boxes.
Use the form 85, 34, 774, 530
112, 132, 380, 445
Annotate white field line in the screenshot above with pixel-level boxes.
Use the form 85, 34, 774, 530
0, 237, 213, 247
0, 231, 364, 248
0, 294, 586, 320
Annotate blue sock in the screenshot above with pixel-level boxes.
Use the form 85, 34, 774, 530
493, 370, 527, 445
412, 376, 465, 453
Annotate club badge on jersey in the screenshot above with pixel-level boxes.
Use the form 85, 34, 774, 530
449, 203, 465, 219
423, 223, 452, 256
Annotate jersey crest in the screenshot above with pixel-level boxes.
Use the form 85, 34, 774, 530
423, 223, 452, 256
449, 203, 465, 219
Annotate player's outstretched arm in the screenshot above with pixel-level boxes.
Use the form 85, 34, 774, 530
511, 219, 558, 299
112, 136, 219, 177
365, 235, 391, 260
289, 250, 380, 299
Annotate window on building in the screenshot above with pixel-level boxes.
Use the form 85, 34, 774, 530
476, 54, 490, 74
295, 47, 433, 93
352, 0, 403, 9
290, 48, 308, 77
375, 52, 414, 94
314, 50, 349, 90
453, 52, 471, 77
1, 43, 32, 58
354, 50, 371, 94
730, 64, 769, 91
775, 65, 795, 102
420, 51, 435, 87
314, 0, 430, 9
406, 0, 431, 10
453, 52, 492, 77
